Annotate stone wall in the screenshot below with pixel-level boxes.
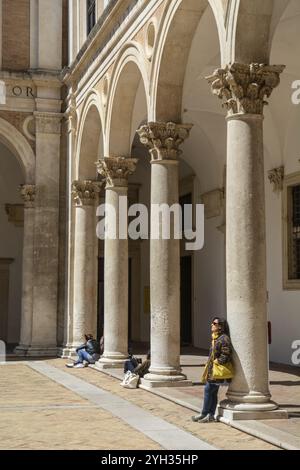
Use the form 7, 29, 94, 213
2, 0, 30, 70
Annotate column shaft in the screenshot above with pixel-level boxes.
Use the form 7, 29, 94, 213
15, 186, 36, 355
137, 122, 193, 387
149, 161, 181, 377
225, 114, 272, 408
102, 187, 128, 363
96, 157, 137, 369
73, 204, 98, 345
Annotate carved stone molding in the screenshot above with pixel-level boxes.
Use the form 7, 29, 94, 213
201, 188, 225, 219
96, 157, 138, 188
34, 112, 62, 135
137, 122, 193, 162
19, 184, 36, 208
5, 204, 24, 227
206, 63, 285, 116
268, 166, 284, 192
72, 180, 102, 206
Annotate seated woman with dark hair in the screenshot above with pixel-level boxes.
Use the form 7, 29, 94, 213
66, 334, 101, 368
121, 351, 151, 387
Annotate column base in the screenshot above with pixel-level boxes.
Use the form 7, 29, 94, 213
24, 346, 58, 357
218, 400, 288, 421
140, 371, 192, 389
14, 345, 30, 356
60, 347, 79, 359
96, 354, 129, 369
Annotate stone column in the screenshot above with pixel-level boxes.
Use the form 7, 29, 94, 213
69, 180, 102, 352
137, 122, 193, 388
96, 157, 138, 368
207, 63, 287, 419
27, 112, 62, 357
15, 185, 36, 355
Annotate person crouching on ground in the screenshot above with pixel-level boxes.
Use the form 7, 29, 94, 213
66, 334, 101, 368
192, 317, 233, 423
121, 351, 151, 387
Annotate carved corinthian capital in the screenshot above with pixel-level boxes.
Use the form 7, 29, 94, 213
137, 122, 193, 161
19, 184, 36, 208
96, 157, 138, 188
268, 166, 284, 192
72, 180, 102, 206
206, 63, 285, 116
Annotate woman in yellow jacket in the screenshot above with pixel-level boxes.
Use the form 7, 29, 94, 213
192, 317, 233, 423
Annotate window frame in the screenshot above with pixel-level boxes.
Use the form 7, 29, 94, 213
283, 171, 300, 290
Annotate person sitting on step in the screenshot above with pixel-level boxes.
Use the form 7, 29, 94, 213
66, 334, 101, 368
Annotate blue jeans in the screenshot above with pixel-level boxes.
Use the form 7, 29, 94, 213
124, 358, 138, 373
202, 382, 220, 417
76, 349, 94, 364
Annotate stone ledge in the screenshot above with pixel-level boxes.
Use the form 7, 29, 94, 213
219, 417, 300, 451
140, 379, 193, 389
218, 407, 288, 421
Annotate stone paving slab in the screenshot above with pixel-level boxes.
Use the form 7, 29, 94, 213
48, 359, 278, 450
0, 363, 161, 450
27, 361, 217, 451
91, 356, 300, 450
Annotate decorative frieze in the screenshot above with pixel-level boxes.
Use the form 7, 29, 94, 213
19, 184, 36, 208
206, 63, 285, 115
137, 122, 192, 161
268, 166, 284, 192
96, 157, 138, 188
71, 180, 102, 206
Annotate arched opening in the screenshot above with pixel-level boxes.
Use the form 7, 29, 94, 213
108, 56, 149, 346
0, 142, 25, 349
153, 0, 225, 350
107, 55, 149, 156
77, 102, 104, 179
74, 100, 104, 344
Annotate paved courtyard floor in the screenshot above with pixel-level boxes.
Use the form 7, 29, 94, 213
0, 357, 288, 451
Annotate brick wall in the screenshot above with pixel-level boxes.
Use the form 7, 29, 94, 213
2, 0, 30, 71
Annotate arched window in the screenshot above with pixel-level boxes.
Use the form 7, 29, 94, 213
87, 0, 96, 35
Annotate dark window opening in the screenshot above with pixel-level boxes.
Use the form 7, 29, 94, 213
291, 185, 300, 280
87, 0, 96, 35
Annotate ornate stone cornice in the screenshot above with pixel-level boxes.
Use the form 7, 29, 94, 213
268, 166, 284, 192
206, 63, 285, 116
72, 180, 102, 206
19, 184, 36, 208
137, 122, 193, 162
34, 112, 63, 134
96, 157, 138, 188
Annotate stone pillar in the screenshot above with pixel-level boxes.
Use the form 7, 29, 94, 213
96, 157, 138, 369
68, 180, 102, 353
15, 185, 36, 355
62, 98, 77, 358
137, 122, 193, 388
207, 63, 287, 419
27, 112, 62, 357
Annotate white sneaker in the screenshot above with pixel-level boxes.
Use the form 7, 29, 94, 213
66, 363, 74, 368
74, 363, 85, 368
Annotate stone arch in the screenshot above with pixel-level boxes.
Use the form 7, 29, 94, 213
0, 117, 35, 183
226, 0, 290, 64
106, 43, 150, 156
75, 90, 104, 180
150, 0, 223, 122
